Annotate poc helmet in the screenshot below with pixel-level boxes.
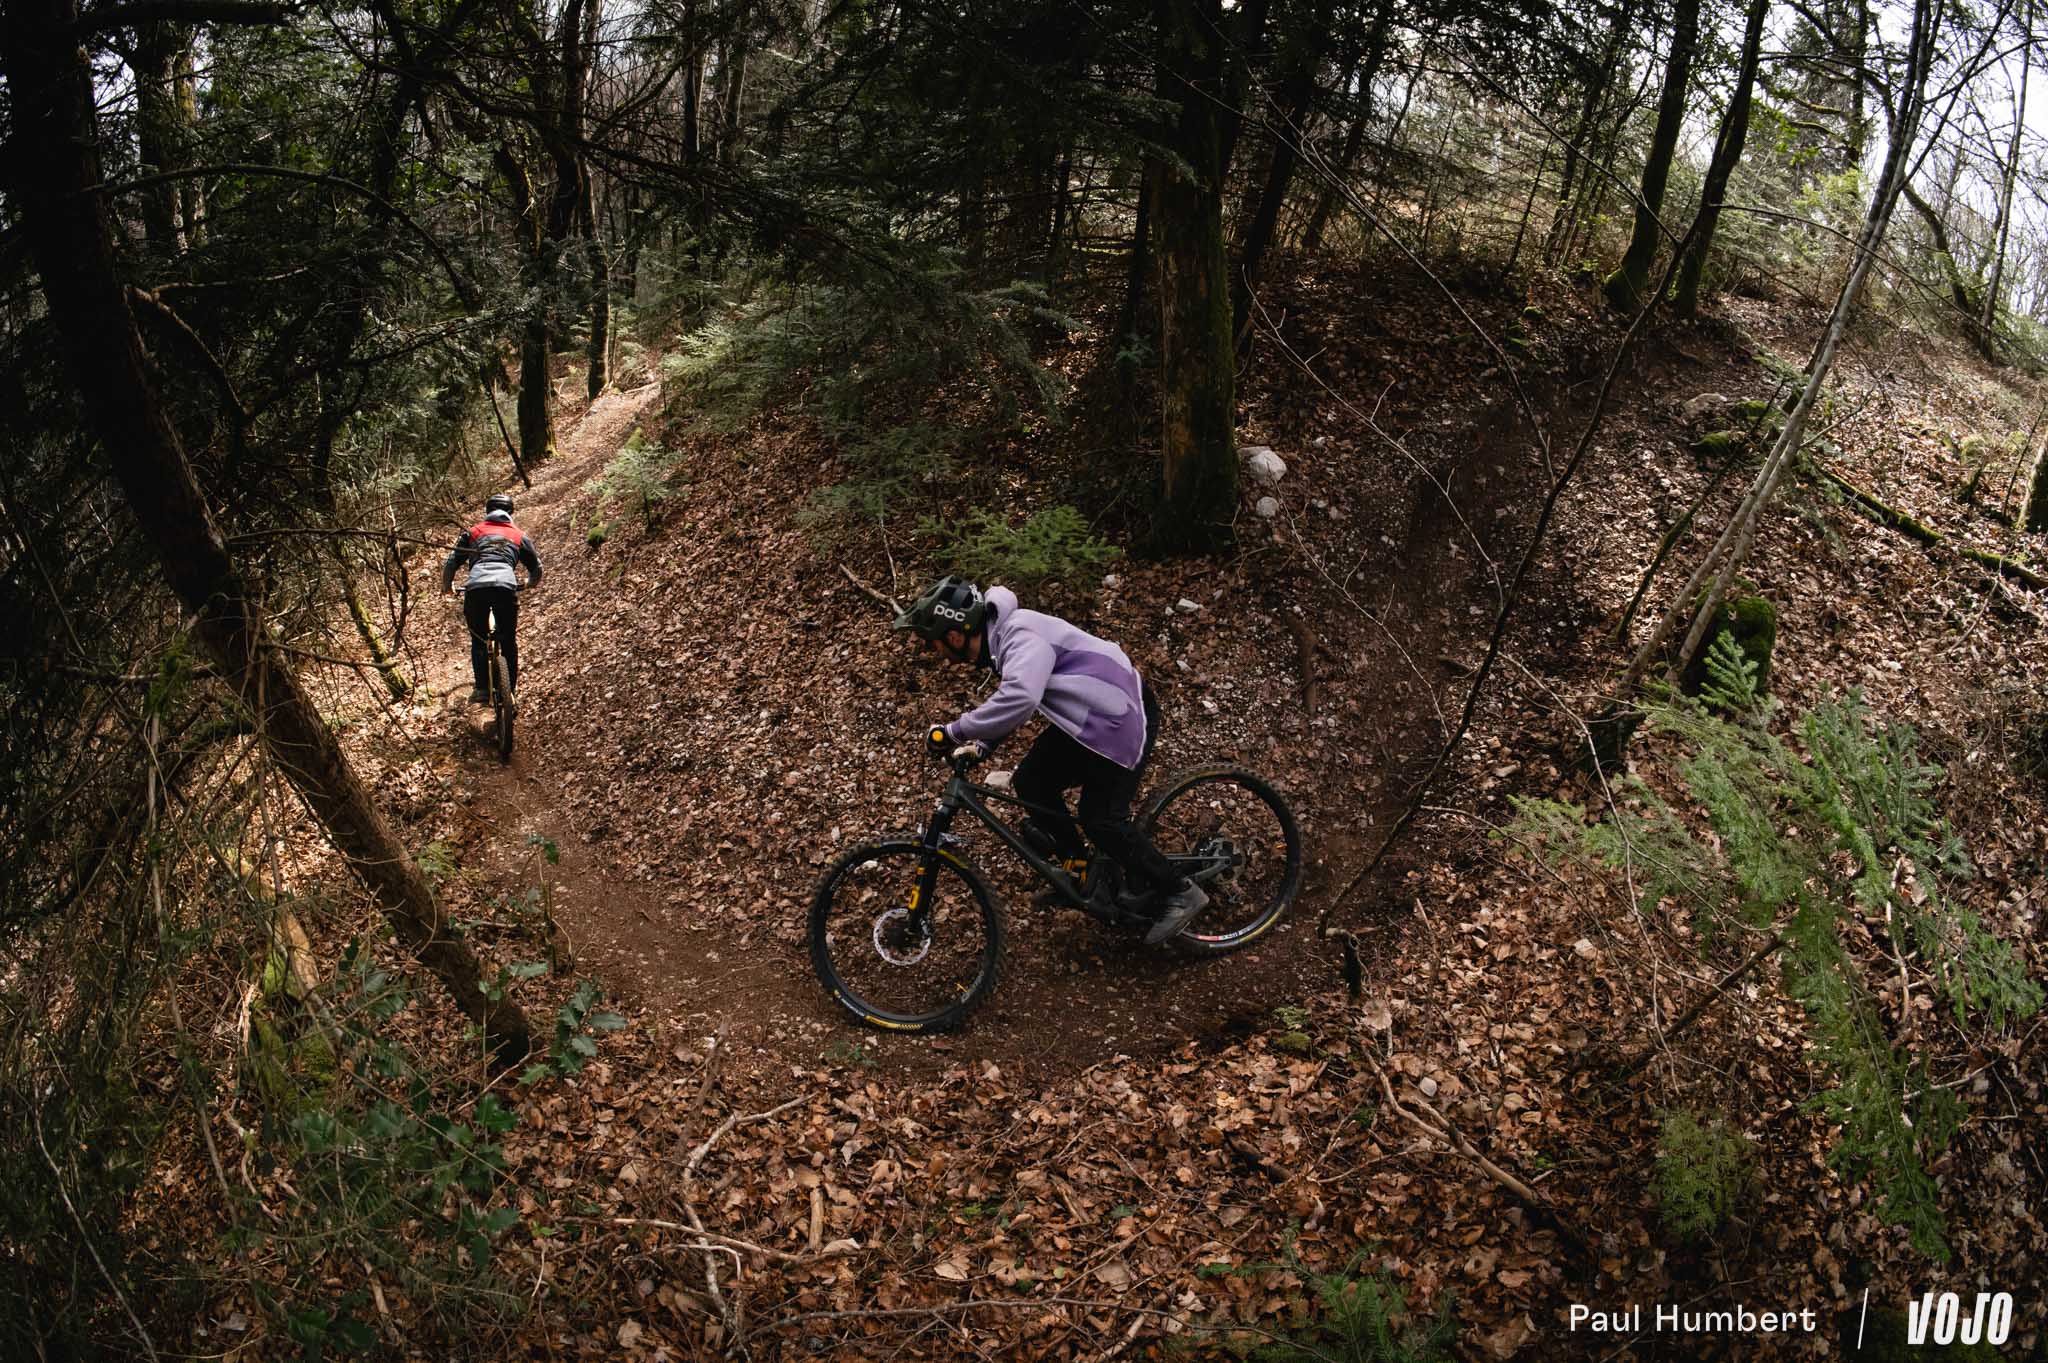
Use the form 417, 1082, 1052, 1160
893, 576, 989, 640
485, 492, 516, 515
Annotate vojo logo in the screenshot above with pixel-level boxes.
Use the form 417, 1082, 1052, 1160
1902, 1291, 2014, 1348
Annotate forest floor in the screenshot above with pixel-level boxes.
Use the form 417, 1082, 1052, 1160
262, 257, 2046, 1362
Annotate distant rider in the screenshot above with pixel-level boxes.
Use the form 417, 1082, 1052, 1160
894, 576, 1209, 945
442, 493, 542, 703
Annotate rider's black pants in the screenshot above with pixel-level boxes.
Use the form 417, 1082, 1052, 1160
463, 585, 519, 692
1011, 682, 1181, 893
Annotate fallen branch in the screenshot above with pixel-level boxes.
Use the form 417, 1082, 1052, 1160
1286, 612, 1318, 719
1370, 1061, 1588, 1256
677, 1095, 806, 1346
576, 1215, 860, 1265
1808, 458, 2047, 589
1610, 931, 1786, 1082
840, 563, 903, 616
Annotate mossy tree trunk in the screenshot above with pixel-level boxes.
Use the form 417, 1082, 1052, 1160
128, 20, 199, 254
2018, 437, 2048, 532
2, 0, 531, 1059
1673, 0, 1768, 316
1149, 0, 1238, 553
1603, 0, 1700, 312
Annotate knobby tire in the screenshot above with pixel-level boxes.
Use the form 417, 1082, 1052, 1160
1139, 767, 1301, 954
492, 652, 514, 761
809, 840, 1005, 1033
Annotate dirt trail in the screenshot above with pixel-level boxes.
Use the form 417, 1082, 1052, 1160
420, 346, 1545, 1089
433, 380, 830, 1080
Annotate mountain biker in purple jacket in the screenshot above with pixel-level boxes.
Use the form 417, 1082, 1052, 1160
893, 577, 1209, 945
442, 493, 542, 703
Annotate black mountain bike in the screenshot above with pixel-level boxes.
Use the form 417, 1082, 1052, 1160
808, 745, 1301, 1032
458, 594, 516, 761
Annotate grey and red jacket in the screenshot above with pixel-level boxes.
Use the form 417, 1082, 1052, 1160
943, 587, 1149, 770
441, 511, 542, 593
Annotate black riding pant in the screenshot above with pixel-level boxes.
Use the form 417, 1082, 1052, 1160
1011, 682, 1181, 893
464, 585, 519, 692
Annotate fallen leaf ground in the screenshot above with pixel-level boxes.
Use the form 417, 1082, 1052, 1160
171, 256, 2045, 1360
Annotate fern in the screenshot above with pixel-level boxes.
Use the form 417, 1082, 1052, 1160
1510, 688, 2041, 1261
1655, 1112, 1753, 1240
924, 504, 1121, 591
1701, 629, 1761, 715
1225, 1247, 1457, 1363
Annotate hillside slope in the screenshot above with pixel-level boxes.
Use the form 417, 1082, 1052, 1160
355, 262, 2045, 1360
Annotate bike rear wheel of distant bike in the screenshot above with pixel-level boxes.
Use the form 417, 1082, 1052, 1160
1139, 767, 1301, 954
809, 840, 1004, 1032
491, 651, 514, 761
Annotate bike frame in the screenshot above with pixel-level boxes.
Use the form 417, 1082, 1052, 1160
919, 770, 1091, 907
907, 758, 1205, 935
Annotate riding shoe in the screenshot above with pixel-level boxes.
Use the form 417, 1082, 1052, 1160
1143, 880, 1210, 945
468, 687, 489, 704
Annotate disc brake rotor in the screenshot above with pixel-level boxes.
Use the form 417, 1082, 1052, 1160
873, 907, 932, 966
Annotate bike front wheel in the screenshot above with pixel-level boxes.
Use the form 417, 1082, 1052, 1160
1139, 767, 1301, 954
809, 841, 1005, 1033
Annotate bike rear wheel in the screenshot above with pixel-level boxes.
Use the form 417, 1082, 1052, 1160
1139, 767, 1301, 954
809, 841, 1004, 1032
491, 652, 514, 761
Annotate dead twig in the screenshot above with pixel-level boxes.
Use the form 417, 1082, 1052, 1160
840, 563, 903, 616
1286, 611, 1318, 720
678, 1095, 806, 1347
575, 1215, 860, 1265
1369, 1060, 1588, 1256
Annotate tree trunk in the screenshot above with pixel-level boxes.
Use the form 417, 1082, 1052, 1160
1301, 0, 1394, 253
1983, 0, 2029, 335
1544, 0, 1636, 263
2022, 438, 2048, 532
717, 38, 749, 165
681, 0, 702, 159
497, 145, 559, 466
1232, 0, 1332, 341
1150, 0, 1238, 553
340, 559, 413, 701
1, 0, 531, 1059
1626, 0, 1938, 700
1506, 145, 1548, 274
1116, 167, 1152, 344
1902, 182, 1996, 360
129, 20, 195, 252
585, 176, 611, 396
1673, 0, 1769, 316
1604, 0, 1701, 311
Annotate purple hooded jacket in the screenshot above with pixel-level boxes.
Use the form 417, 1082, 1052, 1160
943, 587, 1148, 769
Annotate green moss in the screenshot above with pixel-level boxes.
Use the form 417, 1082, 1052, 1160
1733, 399, 1784, 431
1693, 430, 1748, 456
1274, 1031, 1314, 1055
1680, 594, 1776, 698
1755, 347, 1805, 389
